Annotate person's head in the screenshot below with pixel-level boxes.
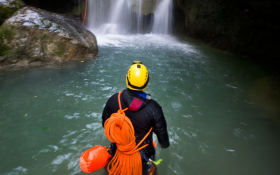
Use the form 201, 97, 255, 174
126, 61, 149, 91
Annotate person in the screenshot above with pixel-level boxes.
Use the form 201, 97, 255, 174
102, 61, 170, 175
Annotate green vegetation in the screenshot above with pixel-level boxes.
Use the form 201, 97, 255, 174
11, 0, 21, 9
49, 41, 66, 58
40, 34, 48, 53
0, 3, 20, 25
56, 42, 66, 58
0, 27, 15, 56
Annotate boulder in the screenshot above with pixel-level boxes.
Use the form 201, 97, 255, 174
0, 0, 25, 25
0, 7, 98, 66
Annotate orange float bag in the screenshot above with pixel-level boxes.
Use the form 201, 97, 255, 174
80, 145, 111, 173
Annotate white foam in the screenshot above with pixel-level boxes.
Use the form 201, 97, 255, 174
89, 32, 197, 54
51, 153, 72, 165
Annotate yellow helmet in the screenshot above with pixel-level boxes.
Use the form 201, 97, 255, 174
126, 61, 149, 91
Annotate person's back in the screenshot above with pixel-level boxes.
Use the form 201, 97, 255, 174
102, 61, 170, 175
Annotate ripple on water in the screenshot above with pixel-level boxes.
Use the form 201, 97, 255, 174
86, 123, 102, 130
233, 128, 252, 140
6, 166, 28, 175
64, 113, 80, 119
51, 153, 72, 165
85, 112, 101, 118
171, 102, 182, 109
67, 155, 80, 173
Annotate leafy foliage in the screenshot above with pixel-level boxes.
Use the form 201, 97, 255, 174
0, 3, 20, 25
0, 27, 15, 56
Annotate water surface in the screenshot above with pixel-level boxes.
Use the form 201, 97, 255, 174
0, 34, 280, 175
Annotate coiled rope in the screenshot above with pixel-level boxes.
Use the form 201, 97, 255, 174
104, 91, 153, 175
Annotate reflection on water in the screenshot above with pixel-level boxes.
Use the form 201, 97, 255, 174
0, 34, 280, 175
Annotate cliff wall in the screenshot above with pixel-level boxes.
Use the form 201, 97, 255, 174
175, 0, 280, 62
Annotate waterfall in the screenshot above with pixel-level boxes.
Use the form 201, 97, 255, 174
87, 0, 133, 34
137, 0, 143, 33
86, 0, 108, 30
86, 0, 173, 34
152, 0, 173, 34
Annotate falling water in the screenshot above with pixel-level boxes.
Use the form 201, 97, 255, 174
86, 0, 173, 34
152, 0, 173, 34
137, 0, 143, 33
86, 0, 132, 34
86, 0, 109, 30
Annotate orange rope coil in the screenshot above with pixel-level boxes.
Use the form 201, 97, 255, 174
104, 91, 152, 175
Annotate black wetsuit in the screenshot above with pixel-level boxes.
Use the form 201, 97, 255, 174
102, 88, 170, 162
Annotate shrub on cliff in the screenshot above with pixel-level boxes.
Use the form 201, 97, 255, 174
0, 0, 25, 25
0, 27, 15, 56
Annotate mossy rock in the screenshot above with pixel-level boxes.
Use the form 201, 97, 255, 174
0, 7, 98, 66
0, 27, 15, 56
0, 0, 25, 25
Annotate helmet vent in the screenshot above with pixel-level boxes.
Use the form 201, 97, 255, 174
137, 65, 141, 68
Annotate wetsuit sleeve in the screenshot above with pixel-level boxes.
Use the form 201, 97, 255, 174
152, 105, 170, 148
102, 93, 119, 127
102, 100, 112, 127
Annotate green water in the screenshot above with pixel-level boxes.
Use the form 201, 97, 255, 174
0, 34, 280, 175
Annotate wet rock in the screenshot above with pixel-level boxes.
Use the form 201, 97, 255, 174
128, 0, 158, 15
247, 76, 280, 122
0, 0, 24, 6
0, 7, 98, 66
175, 0, 280, 63
23, 0, 85, 23
0, 0, 25, 25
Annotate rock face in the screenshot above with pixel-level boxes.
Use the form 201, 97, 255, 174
0, 7, 98, 66
175, 0, 280, 62
23, 0, 85, 22
128, 0, 158, 15
0, 0, 24, 6
0, 0, 25, 25
24, 0, 158, 16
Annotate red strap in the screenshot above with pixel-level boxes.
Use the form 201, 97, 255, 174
82, 0, 88, 25
128, 98, 143, 111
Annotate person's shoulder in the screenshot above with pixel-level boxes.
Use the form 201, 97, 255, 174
149, 98, 160, 106
147, 98, 163, 112
107, 92, 119, 103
